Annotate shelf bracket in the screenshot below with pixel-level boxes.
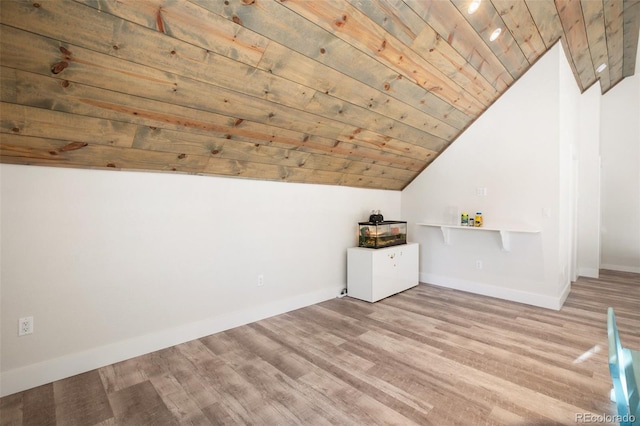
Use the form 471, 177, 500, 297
440, 226, 452, 245
499, 230, 511, 252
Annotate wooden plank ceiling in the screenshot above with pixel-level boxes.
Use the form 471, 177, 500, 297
1, 0, 639, 190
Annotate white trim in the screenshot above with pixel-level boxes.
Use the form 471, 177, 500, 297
420, 273, 571, 311
600, 264, 640, 274
0, 285, 343, 397
578, 267, 600, 278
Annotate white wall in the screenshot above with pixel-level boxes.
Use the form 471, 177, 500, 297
402, 44, 575, 310
599, 51, 640, 273
0, 164, 400, 396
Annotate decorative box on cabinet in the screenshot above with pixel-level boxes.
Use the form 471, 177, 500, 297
347, 243, 419, 303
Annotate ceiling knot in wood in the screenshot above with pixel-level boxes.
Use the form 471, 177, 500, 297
59, 142, 88, 152
156, 8, 166, 34
50, 61, 68, 74
59, 46, 71, 57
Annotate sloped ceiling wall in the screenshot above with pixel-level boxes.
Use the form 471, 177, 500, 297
1, 0, 639, 190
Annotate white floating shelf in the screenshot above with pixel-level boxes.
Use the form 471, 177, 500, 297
416, 223, 540, 252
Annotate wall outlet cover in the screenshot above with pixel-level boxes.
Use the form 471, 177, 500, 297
18, 316, 33, 336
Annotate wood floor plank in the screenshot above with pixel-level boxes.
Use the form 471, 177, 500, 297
0, 393, 23, 426
21, 384, 55, 426
107, 381, 178, 426
98, 358, 149, 394
148, 374, 212, 425
1, 270, 638, 425
53, 370, 113, 425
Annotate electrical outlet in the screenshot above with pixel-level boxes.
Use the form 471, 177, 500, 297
18, 316, 33, 336
476, 260, 483, 270
258, 274, 264, 287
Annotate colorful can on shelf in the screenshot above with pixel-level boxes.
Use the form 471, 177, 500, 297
475, 212, 483, 227
461, 212, 469, 226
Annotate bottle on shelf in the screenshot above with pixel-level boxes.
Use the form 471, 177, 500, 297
475, 212, 483, 227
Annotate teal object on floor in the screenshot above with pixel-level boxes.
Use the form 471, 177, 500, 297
607, 307, 640, 426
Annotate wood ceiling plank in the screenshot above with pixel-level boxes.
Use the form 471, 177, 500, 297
304, 93, 448, 153
339, 173, 409, 190
410, 26, 507, 93
204, 157, 342, 185
347, 0, 502, 102
257, 42, 463, 138
604, 0, 625, 87
201, 157, 407, 190
405, 0, 515, 90
525, 0, 564, 48
581, 0, 612, 92
405, 0, 519, 92
622, 0, 640, 76
190, 0, 474, 128
6, 67, 425, 172
348, 0, 427, 47
0, 67, 17, 103
75, 0, 269, 68
491, 0, 547, 63
336, 127, 440, 159
279, 0, 490, 117
341, 159, 421, 182
133, 127, 419, 182
0, 102, 137, 148
556, 0, 598, 91
0, 133, 210, 173
450, 0, 531, 78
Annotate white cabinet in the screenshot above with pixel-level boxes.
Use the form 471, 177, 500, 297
347, 243, 419, 302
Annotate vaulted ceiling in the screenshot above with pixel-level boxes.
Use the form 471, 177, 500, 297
1, 0, 639, 190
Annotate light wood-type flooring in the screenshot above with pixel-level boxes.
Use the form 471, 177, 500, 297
1, 270, 639, 425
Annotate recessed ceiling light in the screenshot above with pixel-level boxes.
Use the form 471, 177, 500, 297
468, 0, 481, 14
489, 28, 502, 41
596, 63, 607, 73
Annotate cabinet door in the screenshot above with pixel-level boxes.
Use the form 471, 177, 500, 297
371, 249, 400, 301
396, 244, 419, 292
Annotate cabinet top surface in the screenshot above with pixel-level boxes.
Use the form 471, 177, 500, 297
348, 242, 418, 252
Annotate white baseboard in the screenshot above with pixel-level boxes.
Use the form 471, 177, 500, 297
0, 285, 343, 398
578, 267, 600, 278
600, 264, 640, 274
420, 273, 571, 311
